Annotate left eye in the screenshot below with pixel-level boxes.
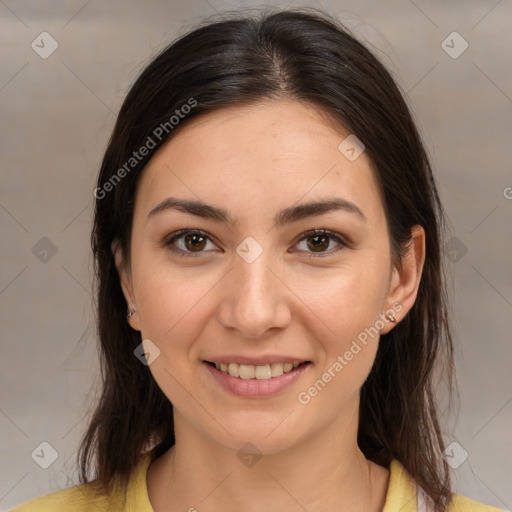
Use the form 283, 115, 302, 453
294, 229, 347, 256
163, 229, 347, 258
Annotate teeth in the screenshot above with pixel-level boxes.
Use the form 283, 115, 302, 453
228, 363, 239, 377
239, 364, 255, 379
271, 362, 284, 377
213, 361, 304, 379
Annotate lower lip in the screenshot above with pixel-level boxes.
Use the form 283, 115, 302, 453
203, 361, 311, 398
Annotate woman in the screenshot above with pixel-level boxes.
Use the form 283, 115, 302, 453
10, 7, 504, 512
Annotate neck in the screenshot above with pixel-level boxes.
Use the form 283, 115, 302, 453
147, 399, 389, 512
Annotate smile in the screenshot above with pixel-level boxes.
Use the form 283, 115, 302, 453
207, 361, 309, 380
203, 360, 312, 398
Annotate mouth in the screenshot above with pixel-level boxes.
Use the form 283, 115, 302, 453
204, 360, 311, 380
203, 359, 312, 398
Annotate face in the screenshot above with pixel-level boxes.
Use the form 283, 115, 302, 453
114, 99, 423, 455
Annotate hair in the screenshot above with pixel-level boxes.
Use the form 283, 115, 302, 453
79, 6, 457, 511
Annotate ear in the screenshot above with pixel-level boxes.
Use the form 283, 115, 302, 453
111, 238, 140, 331
380, 224, 426, 334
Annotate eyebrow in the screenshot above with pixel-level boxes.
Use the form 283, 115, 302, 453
147, 196, 367, 227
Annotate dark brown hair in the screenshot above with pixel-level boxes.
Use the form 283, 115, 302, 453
80, 6, 457, 510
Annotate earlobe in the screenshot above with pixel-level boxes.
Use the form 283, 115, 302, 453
380, 225, 426, 335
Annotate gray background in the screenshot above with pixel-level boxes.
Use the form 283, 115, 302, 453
1, 0, 511, 510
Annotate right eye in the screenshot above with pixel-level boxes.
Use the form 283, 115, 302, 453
163, 229, 219, 257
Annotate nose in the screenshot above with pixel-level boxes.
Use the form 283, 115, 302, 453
217, 248, 291, 340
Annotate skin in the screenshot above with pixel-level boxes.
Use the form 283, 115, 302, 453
112, 99, 426, 512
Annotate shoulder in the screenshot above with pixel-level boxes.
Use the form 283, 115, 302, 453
385, 459, 505, 512
448, 493, 506, 512
8, 483, 123, 512
9, 453, 155, 512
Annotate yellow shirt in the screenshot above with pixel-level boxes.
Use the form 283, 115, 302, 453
9, 454, 505, 511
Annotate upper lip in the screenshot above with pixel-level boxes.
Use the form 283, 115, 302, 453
204, 355, 310, 366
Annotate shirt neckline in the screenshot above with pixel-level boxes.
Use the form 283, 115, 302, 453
127, 453, 418, 512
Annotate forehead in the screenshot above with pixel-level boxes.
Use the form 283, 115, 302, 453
135, 99, 385, 228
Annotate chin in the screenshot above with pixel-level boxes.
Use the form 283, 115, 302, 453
212, 418, 305, 456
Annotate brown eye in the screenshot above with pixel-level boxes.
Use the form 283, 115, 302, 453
295, 229, 347, 256
164, 230, 217, 257
183, 233, 207, 252
307, 233, 330, 252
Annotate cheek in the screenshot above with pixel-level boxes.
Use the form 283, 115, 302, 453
298, 263, 388, 399
297, 274, 384, 409
302, 262, 389, 338
138, 282, 204, 335
131, 262, 218, 405
132, 253, 221, 348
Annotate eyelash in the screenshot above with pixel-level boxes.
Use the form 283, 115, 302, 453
163, 229, 348, 258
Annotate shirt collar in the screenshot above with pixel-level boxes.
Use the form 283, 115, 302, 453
126, 452, 154, 512
382, 459, 419, 512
